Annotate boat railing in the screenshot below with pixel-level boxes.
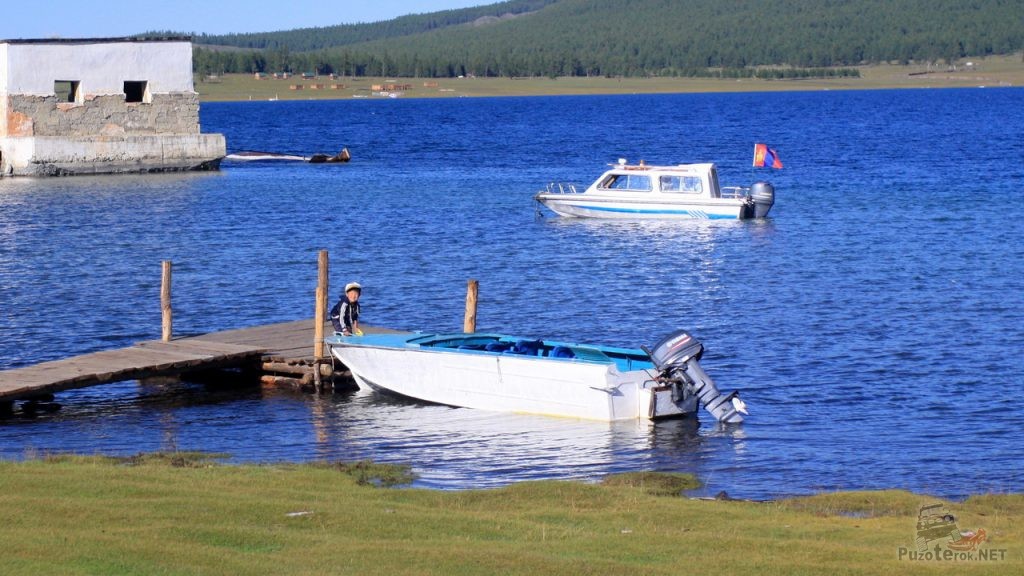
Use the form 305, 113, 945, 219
543, 182, 580, 195
719, 186, 750, 199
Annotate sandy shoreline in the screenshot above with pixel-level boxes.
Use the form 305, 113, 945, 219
196, 55, 1024, 102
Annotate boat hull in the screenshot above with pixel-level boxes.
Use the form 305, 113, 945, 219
535, 195, 750, 220
328, 336, 697, 421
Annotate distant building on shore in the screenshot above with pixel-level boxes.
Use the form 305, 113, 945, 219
0, 37, 225, 177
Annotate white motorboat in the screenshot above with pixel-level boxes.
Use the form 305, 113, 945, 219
326, 329, 747, 423
534, 159, 775, 220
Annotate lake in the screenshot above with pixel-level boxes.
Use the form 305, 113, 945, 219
1, 88, 1022, 499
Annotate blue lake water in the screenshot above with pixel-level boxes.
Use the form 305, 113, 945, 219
2, 88, 1023, 499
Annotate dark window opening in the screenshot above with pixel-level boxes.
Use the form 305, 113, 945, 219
54, 80, 80, 103
124, 81, 148, 103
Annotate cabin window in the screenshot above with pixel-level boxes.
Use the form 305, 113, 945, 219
599, 174, 652, 192
660, 175, 703, 194
54, 80, 81, 103
124, 81, 150, 103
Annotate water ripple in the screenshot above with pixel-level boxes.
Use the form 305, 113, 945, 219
3, 89, 1023, 499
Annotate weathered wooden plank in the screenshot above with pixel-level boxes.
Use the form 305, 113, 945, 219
262, 362, 313, 376
0, 318, 403, 402
138, 340, 265, 355
0, 353, 259, 400
260, 373, 313, 389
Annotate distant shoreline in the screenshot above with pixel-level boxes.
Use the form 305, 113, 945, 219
196, 55, 1023, 102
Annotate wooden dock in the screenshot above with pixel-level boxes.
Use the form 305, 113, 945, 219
0, 319, 400, 409
1, 252, 466, 414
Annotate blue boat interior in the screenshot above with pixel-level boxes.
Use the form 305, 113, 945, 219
407, 333, 655, 372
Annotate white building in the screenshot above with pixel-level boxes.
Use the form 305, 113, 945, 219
0, 37, 225, 176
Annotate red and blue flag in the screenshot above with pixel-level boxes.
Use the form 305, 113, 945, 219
753, 143, 783, 169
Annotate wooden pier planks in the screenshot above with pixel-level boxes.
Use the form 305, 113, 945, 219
0, 319, 405, 403
191, 319, 325, 361
0, 340, 264, 401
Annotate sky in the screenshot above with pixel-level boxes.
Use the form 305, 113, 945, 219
1, 0, 489, 39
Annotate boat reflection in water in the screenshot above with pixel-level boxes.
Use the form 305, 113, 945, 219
0, 376, 744, 495
313, 387, 746, 491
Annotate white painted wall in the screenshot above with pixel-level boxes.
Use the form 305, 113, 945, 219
0, 44, 8, 92
0, 40, 194, 96
0, 44, 7, 124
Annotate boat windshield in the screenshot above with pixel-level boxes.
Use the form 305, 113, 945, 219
599, 173, 652, 192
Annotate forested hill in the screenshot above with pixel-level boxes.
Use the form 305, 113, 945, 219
197, 0, 557, 52
190, 0, 1024, 78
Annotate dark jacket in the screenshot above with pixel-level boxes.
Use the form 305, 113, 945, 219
330, 297, 360, 333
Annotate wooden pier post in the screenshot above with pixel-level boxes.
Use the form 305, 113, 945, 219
314, 250, 329, 360
161, 261, 172, 342
463, 279, 479, 333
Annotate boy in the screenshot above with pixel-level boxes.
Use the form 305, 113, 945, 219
330, 282, 362, 336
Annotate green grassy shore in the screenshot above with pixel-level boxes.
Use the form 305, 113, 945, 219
1, 454, 1019, 575
197, 54, 1024, 102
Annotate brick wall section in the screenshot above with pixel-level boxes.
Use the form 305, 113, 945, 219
4, 93, 200, 138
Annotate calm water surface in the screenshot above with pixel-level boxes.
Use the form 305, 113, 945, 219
1, 89, 1022, 499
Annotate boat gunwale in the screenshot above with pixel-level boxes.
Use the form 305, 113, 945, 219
325, 332, 655, 370
533, 194, 749, 207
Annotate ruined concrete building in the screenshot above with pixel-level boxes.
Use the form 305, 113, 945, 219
0, 37, 225, 176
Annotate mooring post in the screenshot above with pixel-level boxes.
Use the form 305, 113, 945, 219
464, 279, 479, 333
161, 260, 172, 342
314, 250, 329, 360
312, 250, 330, 392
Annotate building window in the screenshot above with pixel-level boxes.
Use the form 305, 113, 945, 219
124, 81, 150, 103
54, 80, 80, 103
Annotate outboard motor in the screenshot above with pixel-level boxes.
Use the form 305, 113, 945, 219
645, 330, 747, 423
750, 181, 775, 219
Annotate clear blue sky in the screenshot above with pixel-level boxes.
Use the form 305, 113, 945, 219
1, 1, 488, 39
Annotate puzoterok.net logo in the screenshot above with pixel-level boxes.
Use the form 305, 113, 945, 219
897, 503, 1007, 562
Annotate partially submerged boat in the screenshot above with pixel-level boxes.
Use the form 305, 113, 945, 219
224, 148, 351, 163
534, 159, 775, 220
326, 329, 747, 423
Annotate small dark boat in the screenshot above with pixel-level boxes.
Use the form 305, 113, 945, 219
224, 148, 350, 163
307, 148, 351, 163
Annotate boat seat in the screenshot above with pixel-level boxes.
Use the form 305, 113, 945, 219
510, 339, 543, 356
485, 341, 513, 353
570, 347, 612, 363
550, 346, 575, 359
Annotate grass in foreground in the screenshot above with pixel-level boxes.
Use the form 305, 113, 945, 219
0, 453, 1019, 575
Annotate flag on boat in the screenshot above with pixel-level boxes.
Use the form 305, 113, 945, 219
753, 143, 783, 169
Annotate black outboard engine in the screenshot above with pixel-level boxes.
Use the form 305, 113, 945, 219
646, 330, 747, 423
750, 181, 775, 219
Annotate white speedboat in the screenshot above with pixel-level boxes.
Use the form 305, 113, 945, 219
326, 329, 747, 423
534, 160, 775, 220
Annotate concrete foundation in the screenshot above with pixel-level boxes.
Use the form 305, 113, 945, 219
1, 133, 225, 176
